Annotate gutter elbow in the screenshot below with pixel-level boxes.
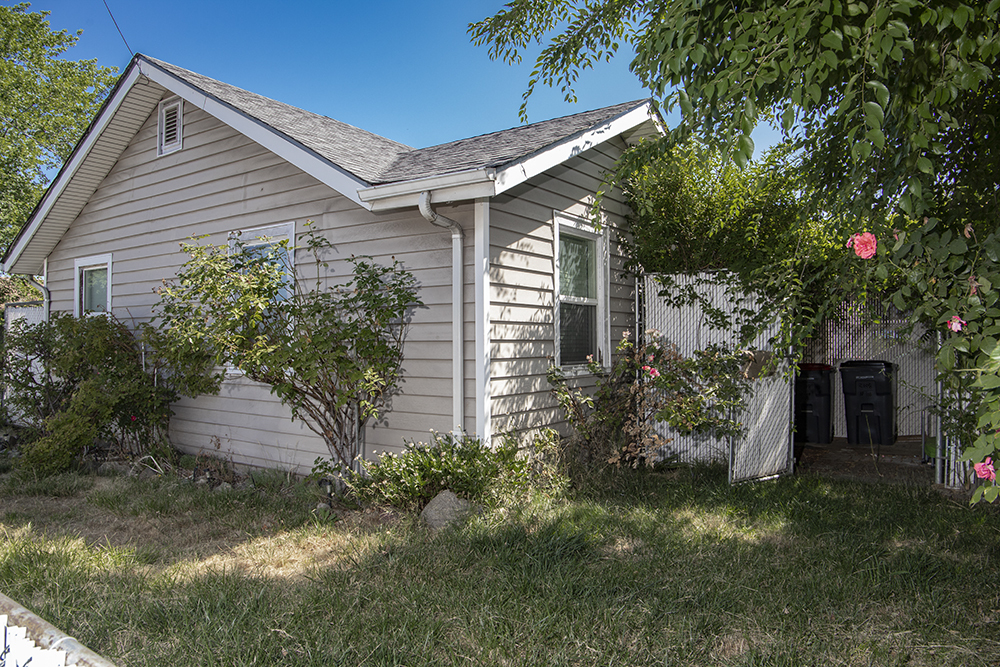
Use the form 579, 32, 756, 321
418, 191, 463, 240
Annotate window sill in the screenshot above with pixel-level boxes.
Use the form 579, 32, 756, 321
557, 362, 608, 378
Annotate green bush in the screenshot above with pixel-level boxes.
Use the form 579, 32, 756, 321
343, 432, 531, 510
2, 313, 185, 475
549, 331, 750, 472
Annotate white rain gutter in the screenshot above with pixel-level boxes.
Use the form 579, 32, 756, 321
418, 191, 464, 432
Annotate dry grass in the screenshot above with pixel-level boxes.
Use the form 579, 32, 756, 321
0, 467, 997, 667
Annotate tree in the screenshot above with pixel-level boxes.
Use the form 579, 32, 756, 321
621, 139, 866, 347
471, 1, 998, 216
150, 225, 423, 471
471, 0, 1000, 499
1, 3, 117, 253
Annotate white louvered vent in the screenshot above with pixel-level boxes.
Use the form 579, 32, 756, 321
157, 97, 183, 156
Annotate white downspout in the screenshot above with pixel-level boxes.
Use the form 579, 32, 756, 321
27, 258, 50, 322
418, 191, 465, 433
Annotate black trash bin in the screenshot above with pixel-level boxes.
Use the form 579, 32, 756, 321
795, 363, 833, 444
839, 360, 897, 446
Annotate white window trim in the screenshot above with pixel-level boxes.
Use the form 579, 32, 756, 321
224, 221, 296, 378
73, 253, 112, 317
553, 211, 609, 371
229, 221, 296, 261
157, 97, 183, 156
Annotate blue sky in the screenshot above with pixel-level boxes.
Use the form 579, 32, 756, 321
26, 0, 779, 151
27, 0, 650, 148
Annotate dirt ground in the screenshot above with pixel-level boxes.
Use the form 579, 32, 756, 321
795, 435, 939, 486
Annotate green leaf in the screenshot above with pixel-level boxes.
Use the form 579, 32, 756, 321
975, 374, 1000, 389
864, 100, 885, 127
867, 80, 890, 107
807, 84, 822, 104
916, 156, 933, 173
781, 105, 795, 131
820, 30, 843, 50
953, 4, 969, 29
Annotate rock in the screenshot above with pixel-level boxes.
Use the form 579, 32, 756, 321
214, 482, 233, 493
98, 461, 130, 477
420, 490, 478, 531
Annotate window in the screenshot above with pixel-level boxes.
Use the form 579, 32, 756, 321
230, 222, 295, 297
555, 213, 607, 367
74, 254, 112, 316
157, 97, 183, 156
224, 223, 295, 376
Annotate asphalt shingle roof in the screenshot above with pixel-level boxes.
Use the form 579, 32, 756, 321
147, 56, 413, 184
371, 100, 649, 184
148, 56, 649, 188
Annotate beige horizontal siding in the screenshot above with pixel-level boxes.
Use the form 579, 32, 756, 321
488, 136, 635, 437
45, 96, 474, 471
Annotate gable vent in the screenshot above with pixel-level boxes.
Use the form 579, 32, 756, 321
157, 97, 183, 156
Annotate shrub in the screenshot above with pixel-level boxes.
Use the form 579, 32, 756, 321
343, 432, 531, 510
549, 330, 750, 471
2, 313, 187, 475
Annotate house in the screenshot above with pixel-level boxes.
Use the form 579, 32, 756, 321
1, 54, 662, 472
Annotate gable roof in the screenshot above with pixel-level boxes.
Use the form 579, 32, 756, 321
374, 100, 649, 184
3, 54, 661, 275
145, 57, 412, 184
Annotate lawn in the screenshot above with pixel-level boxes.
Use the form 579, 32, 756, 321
0, 466, 997, 666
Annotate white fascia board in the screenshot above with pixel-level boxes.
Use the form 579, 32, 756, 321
137, 58, 372, 210
492, 103, 658, 196
366, 181, 497, 212
358, 168, 496, 211
2, 67, 144, 275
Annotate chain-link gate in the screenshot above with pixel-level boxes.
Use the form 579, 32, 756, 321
643, 274, 793, 483
801, 299, 961, 486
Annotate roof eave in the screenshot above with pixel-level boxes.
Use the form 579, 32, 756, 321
3, 55, 380, 275
491, 101, 662, 196
2, 64, 147, 275
358, 101, 662, 213
358, 168, 497, 212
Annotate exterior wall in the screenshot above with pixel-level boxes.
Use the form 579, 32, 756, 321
44, 95, 474, 472
488, 137, 635, 436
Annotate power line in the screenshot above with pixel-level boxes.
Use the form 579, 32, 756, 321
102, 0, 133, 58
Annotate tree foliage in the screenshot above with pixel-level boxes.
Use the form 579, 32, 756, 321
471, 1, 999, 216
2, 313, 184, 476
0, 3, 117, 253
150, 225, 423, 470
473, 0, 1000, 499
624, 141, 812, 276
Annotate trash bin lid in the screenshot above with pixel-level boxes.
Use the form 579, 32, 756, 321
798, 363, 832, 371
839, 360, 894, 370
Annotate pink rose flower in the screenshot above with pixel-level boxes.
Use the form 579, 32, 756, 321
973, 457, 996, 482
642, 365, 660, 378
947, 315, 966, 333
847, 232, 878, 259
